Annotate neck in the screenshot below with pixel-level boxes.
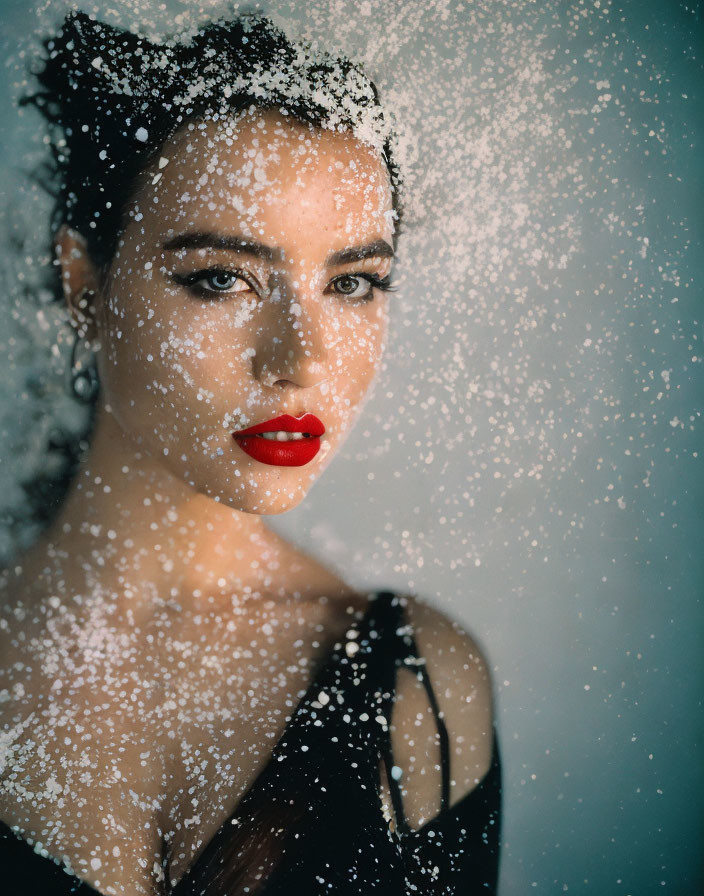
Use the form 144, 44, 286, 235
29, 401, 290, 615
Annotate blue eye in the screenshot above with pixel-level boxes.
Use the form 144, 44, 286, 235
171, 267, 257, 297
204, 271, 242, 291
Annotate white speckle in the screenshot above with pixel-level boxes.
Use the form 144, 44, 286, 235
90, 857, 102, 871
135, 127, 148, 142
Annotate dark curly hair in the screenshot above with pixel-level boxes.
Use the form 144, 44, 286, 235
15, 8, 403, 535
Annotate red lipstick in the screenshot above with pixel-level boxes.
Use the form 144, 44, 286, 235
231, 413, 325, 467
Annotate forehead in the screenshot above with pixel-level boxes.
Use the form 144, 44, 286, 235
137, 108, 394, 247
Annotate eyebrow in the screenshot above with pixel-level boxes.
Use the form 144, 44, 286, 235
162, 232, 278, 260
326, 240, 395, 266
161, 232, 394, 266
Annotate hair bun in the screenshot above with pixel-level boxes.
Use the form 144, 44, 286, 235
20, 9, 401, 268
20, 11, 173, 259
39, 12, 127, 102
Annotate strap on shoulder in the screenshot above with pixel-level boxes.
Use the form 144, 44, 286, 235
378, 593, 451, 834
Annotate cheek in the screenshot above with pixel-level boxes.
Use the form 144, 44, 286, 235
98, 283, 258, 406
332, 305, 388, 393
104, 278, 241, 356
154, 305, 258, 390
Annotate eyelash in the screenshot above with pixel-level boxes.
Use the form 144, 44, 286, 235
171, 267, 396, 302
171, 267, 258, 297
348, 272, 396, 297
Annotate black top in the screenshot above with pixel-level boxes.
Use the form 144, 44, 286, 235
0, 590, 501, 895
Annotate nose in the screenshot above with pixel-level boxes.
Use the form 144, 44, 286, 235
252, 277, 330, 390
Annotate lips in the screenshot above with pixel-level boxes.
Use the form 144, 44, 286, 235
231, 413, 325, 467
233, 413, 325, 437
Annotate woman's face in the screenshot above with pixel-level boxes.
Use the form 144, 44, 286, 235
91, 108, 395, 514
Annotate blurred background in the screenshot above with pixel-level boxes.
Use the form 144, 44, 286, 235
0, 0, 701, 892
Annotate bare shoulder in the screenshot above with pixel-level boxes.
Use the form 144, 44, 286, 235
402, 592, 496, 771
381, 592, 495, 831
402, 592, 494, 716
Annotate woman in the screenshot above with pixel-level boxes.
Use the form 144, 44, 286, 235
0, 10, 501, 895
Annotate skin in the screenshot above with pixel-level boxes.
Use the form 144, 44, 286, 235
43, 108, 395, 608
0, 109, 494, 895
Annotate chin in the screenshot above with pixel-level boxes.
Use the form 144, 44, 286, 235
233, 493, 307, 516
193, 476, 310, 516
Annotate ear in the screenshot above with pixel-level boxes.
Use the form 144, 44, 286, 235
54, 225, 102, 341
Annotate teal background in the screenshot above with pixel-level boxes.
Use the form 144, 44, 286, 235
0, 1, 701, 893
